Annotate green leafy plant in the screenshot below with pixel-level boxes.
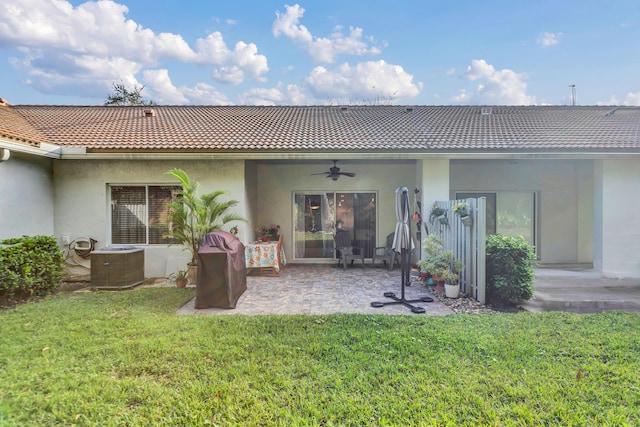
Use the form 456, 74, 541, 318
103, 82, 154, 106
165, 168, 246, 265
486, 234, 536, 305
169, 269, 189, 281
452, 201, 470, 217
417, 235, 463, 284
428, 204, 447, 224
0, 235, 64, 302
255, 224, 280, 239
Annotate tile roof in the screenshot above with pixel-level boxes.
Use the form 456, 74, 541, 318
6, 105, 640, 153
0, 106, 48, 147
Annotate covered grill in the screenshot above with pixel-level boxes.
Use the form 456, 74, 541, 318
195, 231, 247, 309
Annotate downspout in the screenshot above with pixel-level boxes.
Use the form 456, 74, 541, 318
0, 148, 9, 162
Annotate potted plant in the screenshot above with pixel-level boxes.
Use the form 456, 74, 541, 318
428, 204, 448, 226
255, 224, 280, 242
452, 201, 472, 226
170, 269, 189, 288
166, 168, 246, 284
417, 235, 463, 297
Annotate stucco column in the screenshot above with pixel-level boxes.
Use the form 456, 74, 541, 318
417, 158, 450, 218
598, 159, 640, 278
415, 159, 450, 260
593, 160, 603, 272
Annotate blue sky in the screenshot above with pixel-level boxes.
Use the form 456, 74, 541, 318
1, 0, 638, 106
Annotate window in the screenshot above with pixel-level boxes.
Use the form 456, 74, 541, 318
293, 191, 377, 259
110, 185, 181, 245
455, 191, 537, 247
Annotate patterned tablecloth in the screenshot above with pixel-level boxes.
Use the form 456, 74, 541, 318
244, 241, 287, 272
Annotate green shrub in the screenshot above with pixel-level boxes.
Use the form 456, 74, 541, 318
0, 235, 64, 302
485, 234, 536, 305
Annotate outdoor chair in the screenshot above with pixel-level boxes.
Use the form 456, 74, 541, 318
372, 232, 400, 271
334, 229, 365, 269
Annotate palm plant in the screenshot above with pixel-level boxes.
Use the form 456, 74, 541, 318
166, 168, 246, 266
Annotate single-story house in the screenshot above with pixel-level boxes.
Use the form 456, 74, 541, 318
1, 102, 639, 279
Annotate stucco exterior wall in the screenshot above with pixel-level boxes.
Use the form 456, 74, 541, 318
49, 156, 630, 278
450, 159, 594, 264
253, 160, 416, 263
0, 152, 54, 240
244, 161, 258, 233
600, 159, 640, 278
53, 159, 248, 277
419, 158, 451, 216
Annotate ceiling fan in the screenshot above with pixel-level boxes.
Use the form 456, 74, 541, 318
311, 160, 356, 181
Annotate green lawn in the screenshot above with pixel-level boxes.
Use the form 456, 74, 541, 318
1, 289, 639, 426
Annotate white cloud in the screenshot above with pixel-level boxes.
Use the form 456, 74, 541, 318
141, 69, 189, 104
272, 4, 313, 43
142, 69, 231, 105
194, 34, 268, 83
239, 87, 286, 106
286, 84, 309, 104
231, 59, 422, 106
8, 48, 143, 98
238, 83, 314, 106
304, 60, 422, 103
180, 83, 232, 105
0, 0, 268, 98
455, 59, 535, 105
272, 4, 380, 63
537, 32, 562, 47
598, 92, 640, 106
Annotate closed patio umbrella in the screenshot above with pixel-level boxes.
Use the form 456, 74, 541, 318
372, 187, 433, 313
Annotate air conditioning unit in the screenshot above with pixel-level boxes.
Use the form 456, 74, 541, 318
90, 246, 144, 289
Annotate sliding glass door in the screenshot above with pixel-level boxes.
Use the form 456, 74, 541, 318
294, 192, 376, 260
455, 191, 537, 247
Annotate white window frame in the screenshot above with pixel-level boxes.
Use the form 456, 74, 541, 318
108, 184, 180, 246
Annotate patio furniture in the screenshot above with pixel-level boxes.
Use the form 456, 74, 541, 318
372, 232, 400, 271
244, 235, 286, 276
334, 229, 365, 268
195, 231, 247, 309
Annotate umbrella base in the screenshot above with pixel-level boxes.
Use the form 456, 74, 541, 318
371, 292, 434, 314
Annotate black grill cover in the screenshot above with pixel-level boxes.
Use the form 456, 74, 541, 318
195, 231, 247, 309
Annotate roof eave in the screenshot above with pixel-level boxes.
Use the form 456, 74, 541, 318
57, 149, 640, 161
0, 139, 61, 159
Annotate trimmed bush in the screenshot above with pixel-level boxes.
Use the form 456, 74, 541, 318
486, 234, 536, 305
0, 235, 64, 302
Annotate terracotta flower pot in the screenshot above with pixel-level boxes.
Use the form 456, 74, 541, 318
176, 279, 188, 288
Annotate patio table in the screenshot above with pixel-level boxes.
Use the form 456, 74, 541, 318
244, 241, 286, 274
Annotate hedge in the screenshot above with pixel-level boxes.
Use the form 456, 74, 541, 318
0, 235, 65, 302
485, 234, 536, 305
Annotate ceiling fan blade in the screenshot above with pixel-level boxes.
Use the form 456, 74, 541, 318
312, 160, 356, 179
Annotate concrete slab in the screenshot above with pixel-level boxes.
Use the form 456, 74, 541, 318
521, 268, 640, 313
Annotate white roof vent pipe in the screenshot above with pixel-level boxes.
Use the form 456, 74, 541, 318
0, 148, 10, 162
